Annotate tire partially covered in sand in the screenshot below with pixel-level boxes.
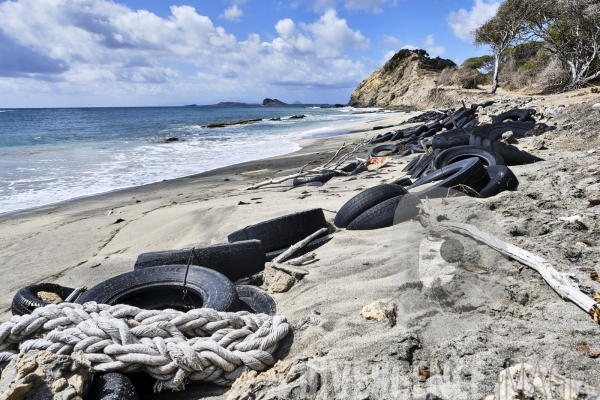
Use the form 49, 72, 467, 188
76, 266, 238, 312
334, 184, 407, 228
228, 208, 328, 253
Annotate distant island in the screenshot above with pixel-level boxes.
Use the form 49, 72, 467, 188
293, 101, 302, 105
262, 98, 287, 106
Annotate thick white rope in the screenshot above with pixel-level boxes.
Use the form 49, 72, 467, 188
0, 302, 291, 392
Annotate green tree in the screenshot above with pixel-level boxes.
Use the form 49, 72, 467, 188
474, 0, 532, 93
526, 0, 600, 88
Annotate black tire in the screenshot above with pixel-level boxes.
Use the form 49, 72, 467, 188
341, 161, 359, 173
408, 158, 489, 197
370, 144, 398, 158
346, 194, 421, 230
12, 283, 75, 316
411, 149, 441, 179
417, 128, 438, 140
481, 100, 495, 108
492, 109, 536, 124
88, 373, 139, 400
390, 130, 404, 141
236, 285, 276, 315
370, 132, 394, 144
463, 118, 480, 128
76, 266, 238, 312
391, 177, 412, 187
472, 121, 535, 140
478, 165, 519, 198
334, 184, 407, 228
402, 154, 423, 172
293, 170, 336, 187
432, 145, 504, 170
349, 165, 368, 176
469, 134, 543, 166
431, 127, 477, 150
265, 235, 333, 262
228, 208, 327, 253
134, 240, 265, 282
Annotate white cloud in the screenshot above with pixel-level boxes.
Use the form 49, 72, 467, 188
421, 35, 446, 57
381, 49, 396, 64
220, 5, 243, 21
447, 0, 500, 42
0, 1, 371, 106
402, 45, 417, 50
382, 34, 401, 48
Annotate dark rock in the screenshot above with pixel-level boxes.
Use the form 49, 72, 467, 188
289, 115, 306, 120
165, 137, 179, 142
270, 117, 281, 121
263, 98, 287, 106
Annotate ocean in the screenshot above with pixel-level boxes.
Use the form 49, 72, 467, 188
0, 105, 386, 214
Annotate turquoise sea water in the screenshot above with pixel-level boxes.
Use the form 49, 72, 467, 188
0, 105, 384, 214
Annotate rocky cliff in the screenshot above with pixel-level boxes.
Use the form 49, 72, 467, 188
348, 49, 456, 109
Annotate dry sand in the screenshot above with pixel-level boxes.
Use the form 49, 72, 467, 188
1, 97, 600, 399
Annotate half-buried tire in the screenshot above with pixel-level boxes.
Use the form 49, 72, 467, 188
334, 184, 407, 228
293, 170, 336, 187
12, 283, 75, 316
469, 134, 543, 166
236, 285, 277, 315
76, 266, 238, 312
408, 158, 489, 197
432, 145, 504, 169
228, 209, 327, 253
346, 194, 421, 231
134, 240, 265, 282
478, 165, 519, 198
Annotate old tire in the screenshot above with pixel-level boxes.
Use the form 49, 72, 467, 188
408, 158, 489, 197
432, 145, 505, 169
472, 122, 535, 140
265, 235, 333, 262
492, 109, 535, 124
236, 285, 276, 315
12, 283, 75, 316
431, 127, 477, 150
410, 149, 441, 179
293, 170, 336, 187
478, 165, 519, 198
370, 144, 398, 158
76, 266, 238, 312
228, 208, 327, 253
134, 240, 265, 282
370, 132, 394, 144
334, 184, 407, 228
88, 373, 139, 400
346, 194, 421, 231
402, 154, 424, 173
469, 134, 543, 166
341, 161, 359, 173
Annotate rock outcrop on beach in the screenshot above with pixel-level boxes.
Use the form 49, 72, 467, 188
263, 98, 287, 106
349, 49, 456, 109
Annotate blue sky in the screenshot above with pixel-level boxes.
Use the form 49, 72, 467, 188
0, 0, 501, 107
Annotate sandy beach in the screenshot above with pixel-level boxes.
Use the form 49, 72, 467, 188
2, 95, 600, 399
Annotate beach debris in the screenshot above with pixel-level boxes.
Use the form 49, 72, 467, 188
524, 124, 545, 137
286, 252, 317, 266
272, 228, 328, 264
107, 208, 113, 216
242, 141, 367, 190
588, 197, 600, 207
420, 199, 600, 323
528, 137, 545, 151
417, 361, 430, 382
360, 298, 396, 321
0, 350, 93, 400
577, 345, 600, 358
165, 137, 179, 142
113, 218, 125, 224
238, 201, 250, 205
271, 263, 309, 278
269, 271, 296, 293
501, 131, 519, 144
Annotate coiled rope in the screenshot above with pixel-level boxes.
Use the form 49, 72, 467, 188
0, 302, 290, 392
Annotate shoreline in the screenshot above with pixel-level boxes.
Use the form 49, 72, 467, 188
0, 110, 408, 220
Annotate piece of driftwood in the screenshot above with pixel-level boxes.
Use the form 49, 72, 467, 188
420, 199, 600, 322
271, 263, 309, 277
242, 141, 366, 190
272, 228, 328, 263
287, 252, 316, 266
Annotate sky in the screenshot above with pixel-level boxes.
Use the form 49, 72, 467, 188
0, 0, 502, 107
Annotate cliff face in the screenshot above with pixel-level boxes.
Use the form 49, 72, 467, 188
348, 49, 455, 109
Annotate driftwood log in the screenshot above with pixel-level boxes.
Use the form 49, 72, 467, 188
272, 228, 328, 264
242, 141, 367, 190
420, 199, 600, 323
